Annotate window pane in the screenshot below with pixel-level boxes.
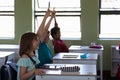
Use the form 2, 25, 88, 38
100, 15, 120, 38
0, 16, 14, 39
0, 0, 14, 11
101, 0, 120, 9
35, 0, 80, 11
35, 0, 81, 39
35, 16, 81, 39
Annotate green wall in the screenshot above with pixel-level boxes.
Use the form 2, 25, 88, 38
0, 0, 119, 71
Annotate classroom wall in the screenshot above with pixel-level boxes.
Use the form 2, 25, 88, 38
0, 0, 119, 71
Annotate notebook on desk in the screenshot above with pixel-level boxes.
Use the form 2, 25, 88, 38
62, 55, 78, 58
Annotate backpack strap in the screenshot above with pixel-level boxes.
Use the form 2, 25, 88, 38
26, 54, 36, 65
7, 63, 18, 72
26, 55, 36, 80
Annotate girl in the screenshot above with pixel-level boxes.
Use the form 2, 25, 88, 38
37, 8, 56, 67
17, 32, 44, 80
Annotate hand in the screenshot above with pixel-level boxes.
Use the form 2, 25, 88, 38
51, 9, 56, 18
52, 8, 58, 27
35, 69, 45, 75
45, 8, 51, 18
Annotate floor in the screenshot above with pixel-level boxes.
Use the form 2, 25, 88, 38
97, 77, 117, 80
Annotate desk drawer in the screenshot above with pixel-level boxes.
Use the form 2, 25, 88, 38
36, 75, 97, 80
53, 60, 97, 64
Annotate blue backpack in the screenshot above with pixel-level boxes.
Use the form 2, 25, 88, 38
0, 63, 18, 80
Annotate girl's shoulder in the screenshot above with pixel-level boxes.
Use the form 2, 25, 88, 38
17, 55, 40, 67
16, 57, 31, 67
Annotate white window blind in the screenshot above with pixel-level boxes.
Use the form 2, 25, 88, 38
100, 0, 120, 38
0, 0, 14, 39
35, 0, 81, 40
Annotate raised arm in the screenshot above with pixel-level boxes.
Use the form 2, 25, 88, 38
37, 8, 51, 40
43, 10, 56, 38
54, 13, 58, 27
38, 9, 56, 42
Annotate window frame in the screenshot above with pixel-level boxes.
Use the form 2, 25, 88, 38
99, 0, 120, 39
34, 0, 81, 40
0, 0, 14, 39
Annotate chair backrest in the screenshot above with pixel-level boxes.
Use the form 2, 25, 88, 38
0, 63, 18, 80
0, 64, 12, 80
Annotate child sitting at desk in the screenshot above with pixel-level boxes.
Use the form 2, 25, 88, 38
17, 32, 45, 80
37, 8, 56, 67
50, 17, 69, 55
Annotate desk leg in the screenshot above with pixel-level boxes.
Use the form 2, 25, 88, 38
100, 52, 103, 80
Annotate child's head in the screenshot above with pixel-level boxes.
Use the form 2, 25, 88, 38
50, 27, 60, 40
19, 32, 39, 56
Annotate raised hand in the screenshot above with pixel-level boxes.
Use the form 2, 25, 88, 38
51, 8, 56, 18
52, 8, 58, 27
44, 8, 51, 18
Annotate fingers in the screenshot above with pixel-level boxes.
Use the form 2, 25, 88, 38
45, 7, 56, 18
35, 69, 45, 75
48, 2, 50, 9
45, 8, 51, 17
51, 10, 56, 18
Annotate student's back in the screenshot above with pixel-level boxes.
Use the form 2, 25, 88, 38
37, 41, 52, 67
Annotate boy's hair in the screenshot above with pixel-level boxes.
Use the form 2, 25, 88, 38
50, 27, 60, 38
19, 32, 37, 56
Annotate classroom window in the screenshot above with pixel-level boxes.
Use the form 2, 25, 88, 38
0, 0, 14, 39
99, 0, 120, 38
34, 0, 81, 40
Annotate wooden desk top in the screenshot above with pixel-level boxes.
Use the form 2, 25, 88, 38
41, 64, 96, 76
69, 45, 104, 51
53, 52, 98, 60
0, 51, 14, 58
